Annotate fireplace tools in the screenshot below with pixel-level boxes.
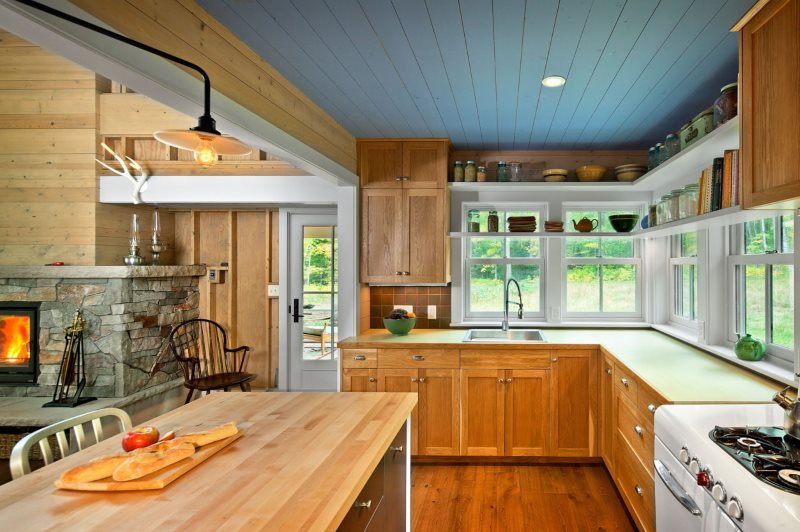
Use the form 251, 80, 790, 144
43, 309, 96, 408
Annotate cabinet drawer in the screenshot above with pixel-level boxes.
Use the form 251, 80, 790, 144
338, 458, 385, 531
460, 350, 550, 369
615, 433, 655, 532
613, 364, 638, 404
378, 349, 459, 368
616, 394, 654, 470
342, 349, 378, 368
637, 386, 665, 427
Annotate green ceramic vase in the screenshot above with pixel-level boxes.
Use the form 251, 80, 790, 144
734, 333, 766, 361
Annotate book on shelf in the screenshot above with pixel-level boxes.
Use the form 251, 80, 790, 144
694, 149, 740, 216
711, 157, 724, 212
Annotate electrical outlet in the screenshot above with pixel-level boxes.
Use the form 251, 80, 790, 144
427, 305, 437, 319
267, 284, 279, 297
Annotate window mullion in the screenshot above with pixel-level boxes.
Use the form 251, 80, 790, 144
765, 264, 774, 344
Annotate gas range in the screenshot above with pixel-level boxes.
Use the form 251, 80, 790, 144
655, 404, 800, 531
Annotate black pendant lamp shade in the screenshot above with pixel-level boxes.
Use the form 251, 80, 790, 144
15, 0, 252, 162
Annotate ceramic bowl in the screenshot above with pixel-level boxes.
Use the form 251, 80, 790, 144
543, 174, 567, 182
576, 165, 607, 182
614, 164, 648, 182
383, 317, 416, 335
608, 214, 640, 233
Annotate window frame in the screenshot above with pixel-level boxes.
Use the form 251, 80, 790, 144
461, 202, 547, 321
669, 233, 699, 329
726, 216, 794, 363
561, 204, 644, 320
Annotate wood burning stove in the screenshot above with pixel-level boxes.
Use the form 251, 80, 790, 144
0, 302, 39, 384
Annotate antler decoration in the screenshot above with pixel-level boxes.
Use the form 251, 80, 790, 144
96, 142, 150, 204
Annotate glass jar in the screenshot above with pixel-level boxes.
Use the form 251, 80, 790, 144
496, 161, 510, 182
464, 160, 477, 182
655, 143, 666, 165
468, 209, 480, 232
656, 195, 670, 224
477, 165, 487, 182
713, 82, 738, 128
453, 161, 464, 182
509, 161, 522, 182
679, 184, 700, 219
648, 147, 658, 170
665, 133, 681, 159
649, 203, 658, 227
668, 189, 682, 221
487, 210, 499, 232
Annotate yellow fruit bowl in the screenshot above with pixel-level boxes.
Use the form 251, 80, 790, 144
576, 165, 607, 182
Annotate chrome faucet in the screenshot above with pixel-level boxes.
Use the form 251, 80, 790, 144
502, 278, 524, 331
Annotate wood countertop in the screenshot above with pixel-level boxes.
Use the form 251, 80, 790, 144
0, 392, 417, 531
339, 329, 784, 403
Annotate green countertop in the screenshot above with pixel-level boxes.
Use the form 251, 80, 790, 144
339, 329, 785, 403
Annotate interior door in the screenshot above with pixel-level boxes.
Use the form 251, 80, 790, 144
288, 214, 338, 391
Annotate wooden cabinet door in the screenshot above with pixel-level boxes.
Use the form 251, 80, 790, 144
342, 368, 377, 392
550, 350, 598, 457
402, 141, 447, 188
359, 141, 403, 188
460, 369, 504, 456
404, 189, 447, 283
377, 369, 419, 455
600, 355, 615, 472
418, 369, 459, 456
505, 369, 550, 456
361, 189, 404, 283
739, 0, 800, 208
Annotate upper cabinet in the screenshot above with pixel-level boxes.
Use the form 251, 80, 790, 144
359, 139, 449, 189
736, 0, 800, 208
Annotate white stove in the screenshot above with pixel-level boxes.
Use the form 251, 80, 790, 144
654, 404, 800, 531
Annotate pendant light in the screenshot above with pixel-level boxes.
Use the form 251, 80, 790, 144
15, 0, 251, 167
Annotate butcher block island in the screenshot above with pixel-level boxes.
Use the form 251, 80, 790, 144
0, 392, 417, 531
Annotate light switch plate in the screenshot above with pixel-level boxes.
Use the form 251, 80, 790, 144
267, 284, 279, 297
427, 305, 437, 319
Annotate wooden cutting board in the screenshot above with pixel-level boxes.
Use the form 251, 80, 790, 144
54, 431, 243, 491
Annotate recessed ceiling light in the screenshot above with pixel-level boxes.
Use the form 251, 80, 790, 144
541, 75, 566, 88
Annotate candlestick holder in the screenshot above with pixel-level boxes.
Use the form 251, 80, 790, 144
150, 208, 165, 265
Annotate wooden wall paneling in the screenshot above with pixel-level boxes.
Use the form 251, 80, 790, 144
72, 0, 357, 172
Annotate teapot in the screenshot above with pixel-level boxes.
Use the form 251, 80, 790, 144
572, 217, 599, 233
773, 387, 800, 439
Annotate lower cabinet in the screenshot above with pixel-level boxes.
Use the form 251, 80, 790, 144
460, 368, 550, 456
599, 354, 615, 471
338, 422, 407, 532
550, 350, 597, 457
342, 368, 377, 392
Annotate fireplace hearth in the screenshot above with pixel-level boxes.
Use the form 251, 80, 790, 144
0, 302, 39, 384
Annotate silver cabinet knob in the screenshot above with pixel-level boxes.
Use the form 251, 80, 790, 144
412, 354, 425, 361
394, 176, 402, 181
712, 481, 727, 503
634, 484, 643, 496
410, 377, 418, 383
726, 497, 743, 521
498, 378, 505, 383
353, 499, 372, 509
505, 378, 512, 383
394, 271, 403, 275
368, 377, 376, 383
679, 446, 690, 464
353, 355, 367, 361
418, 377, 426, 383
634, 425, 643, 437
606, 368, 612, 375
551, 358, 557, 362
620, 377, 629, 387
389, 445, 404, 453
648, 404, 657, 413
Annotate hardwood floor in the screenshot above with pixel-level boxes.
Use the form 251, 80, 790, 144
412, 463, 635, 531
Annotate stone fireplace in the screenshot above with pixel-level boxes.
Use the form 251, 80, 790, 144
0, 266, 204, 399
0, 303, 39, 384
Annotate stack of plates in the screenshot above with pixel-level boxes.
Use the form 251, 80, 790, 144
544, 220, 564, 232
543, 168, 568, 182
507, 216, 537, 232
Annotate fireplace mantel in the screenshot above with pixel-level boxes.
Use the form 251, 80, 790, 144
0, 265, 206, 279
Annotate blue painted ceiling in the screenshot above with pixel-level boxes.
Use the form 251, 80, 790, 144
197, 0, 754, 150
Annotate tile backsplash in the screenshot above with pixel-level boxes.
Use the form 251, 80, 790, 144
369, 286, 451, 329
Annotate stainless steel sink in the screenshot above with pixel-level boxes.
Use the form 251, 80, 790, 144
462, 329, 547, 343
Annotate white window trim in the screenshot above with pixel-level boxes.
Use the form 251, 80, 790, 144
668, 233, 698, 329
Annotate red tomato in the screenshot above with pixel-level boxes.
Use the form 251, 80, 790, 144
121, 426, 160, 452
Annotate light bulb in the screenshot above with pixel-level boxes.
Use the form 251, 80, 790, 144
194, 140, 218, 167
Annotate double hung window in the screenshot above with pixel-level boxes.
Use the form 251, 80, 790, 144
670, 232, 698, 325
728, 216, 794, 362
563, 208, 641, 318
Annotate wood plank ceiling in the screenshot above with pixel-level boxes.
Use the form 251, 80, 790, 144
197, 0, 755, 150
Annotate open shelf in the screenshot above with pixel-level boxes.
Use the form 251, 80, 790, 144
449, 231, 629, 238
631, 205, 791, 239
449, 181, 634, 192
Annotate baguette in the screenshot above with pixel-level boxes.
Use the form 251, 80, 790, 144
171, 422, 238, 447
112, 442, 195, 482
59, 454, 130, 484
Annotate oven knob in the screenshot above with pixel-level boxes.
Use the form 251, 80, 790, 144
712, 481, 727, 503
696, 470, 710, 487
726, 497, 743, 521
689, 458, 701, 475
679, 446, 690, 464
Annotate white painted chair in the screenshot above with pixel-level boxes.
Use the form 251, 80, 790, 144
9, 407, 132, 480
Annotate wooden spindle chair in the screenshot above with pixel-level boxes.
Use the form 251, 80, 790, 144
168, 319, 256, 403
9, 407, 132, 479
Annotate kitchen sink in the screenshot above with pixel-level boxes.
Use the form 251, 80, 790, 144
462, 329, 547, 343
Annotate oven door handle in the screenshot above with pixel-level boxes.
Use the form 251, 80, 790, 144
654, 459, 703, 517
